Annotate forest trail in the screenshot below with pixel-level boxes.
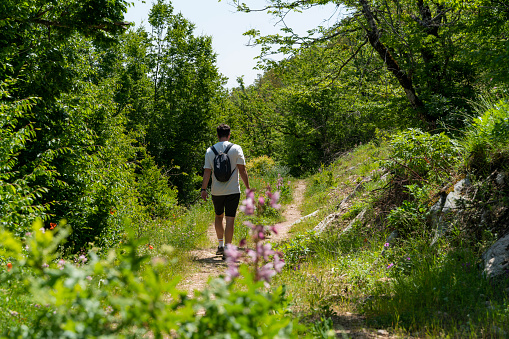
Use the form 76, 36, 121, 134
177, 180, 307, 296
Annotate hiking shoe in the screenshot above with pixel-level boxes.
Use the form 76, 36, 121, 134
215, 246, 224, 256
222, 253, 226, 261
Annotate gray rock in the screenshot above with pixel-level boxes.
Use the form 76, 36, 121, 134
496, 172, 506, 186
482, 233, 509, 278
431, 178, 471, 246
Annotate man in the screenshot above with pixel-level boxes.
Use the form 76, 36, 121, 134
201, 124, 250, 259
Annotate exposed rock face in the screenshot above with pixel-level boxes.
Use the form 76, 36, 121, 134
482, 233, 509, 278
430, 177, 471, 245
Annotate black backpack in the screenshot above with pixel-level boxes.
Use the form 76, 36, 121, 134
210, 144, 236, 182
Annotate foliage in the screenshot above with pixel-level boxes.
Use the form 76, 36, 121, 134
178, 270, 299, 338
383, 129, 461, 184
0, 221, 186, 337
246, 155, 276, 175
136, 155, 179, 219
0, 81, 51, 235
365, 242, 509, 337
139, 0, 226, 204
275, 232, 318, 269
464, 97, 509, 174
0, 216, 309, 338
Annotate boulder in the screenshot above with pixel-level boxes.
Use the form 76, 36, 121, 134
431, 177, 471, 246
482, 233, 509, 278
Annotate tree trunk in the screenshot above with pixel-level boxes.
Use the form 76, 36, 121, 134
358, 0, 431, 124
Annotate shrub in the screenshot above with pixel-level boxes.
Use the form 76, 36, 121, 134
0, 81, 50, 236
464, 97, 509, 174
383, 128, 460, 184
246, 155, 276, 175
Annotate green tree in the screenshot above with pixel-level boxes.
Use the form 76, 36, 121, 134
235, 0, 509, 127
139, 0, 226, 203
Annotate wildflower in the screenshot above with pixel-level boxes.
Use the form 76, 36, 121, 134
25, 232, 32, 237
110, 210, 115, 215
42, 263, 49, 268
49, 223, 57, 230
58, 259, 65, 270
39, 227, 45, 234
258, 263, 276, 283
78, 255, 87, 263
240, 189, 256, 215
407, 257, 411, 260
258, 196, 265, 206
273, 254, 285, 273
250, 242, 275, 261
9, 310, 18, 317
224, 244, 243, 263
86, 276, 93, 281
149, 245, 154, 250
225, 264, 240, 282
384, 242, 390, 247
105, 306, 114, 314
7, 263, 12, 272
387, 263, 394, 269
266, 191, 281, 209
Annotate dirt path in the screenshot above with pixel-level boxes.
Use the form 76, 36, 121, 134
177, 180, 307, 295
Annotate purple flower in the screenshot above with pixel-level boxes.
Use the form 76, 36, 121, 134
267, 191, 281, 209
224, 244, 243, 263
273, 254, 285, 273
258, 196, 265, 206
256, 242, 275, 261
240, 198, 255, 215
384, 243, 390, 247
78, 255, 87, 263
258, 263, 276, 282
225, 264, 239, 282
387, 263, 394, 269
407, 257, 411, 260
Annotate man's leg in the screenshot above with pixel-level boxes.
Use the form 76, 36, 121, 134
224, 216, 235, 245
215, 213, 224, 245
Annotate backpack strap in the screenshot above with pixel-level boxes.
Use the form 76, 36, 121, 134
225, 144, 237, 176
224, 143, 234, 154
210, 145, 219, 156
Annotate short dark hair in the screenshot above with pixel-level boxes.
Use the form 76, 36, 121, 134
217, 124, 231, 138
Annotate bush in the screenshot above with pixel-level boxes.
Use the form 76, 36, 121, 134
464, 97, 509, 174
383, 128, 460, 184
246, 155, 276, 176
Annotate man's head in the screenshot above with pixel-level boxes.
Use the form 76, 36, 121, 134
217, 123, 231, 139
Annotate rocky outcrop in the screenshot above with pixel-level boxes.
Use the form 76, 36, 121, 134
430, 177, 471, 245
482, 233, 509, 278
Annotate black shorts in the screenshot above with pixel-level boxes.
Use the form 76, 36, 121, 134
212, 193, 241, 217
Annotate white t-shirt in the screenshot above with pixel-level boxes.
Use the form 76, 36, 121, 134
204, 141, 246, 196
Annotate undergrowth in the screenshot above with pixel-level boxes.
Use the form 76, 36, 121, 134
275, 98, 509, 337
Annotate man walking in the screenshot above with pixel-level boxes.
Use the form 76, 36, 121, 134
201, 124, 250, 259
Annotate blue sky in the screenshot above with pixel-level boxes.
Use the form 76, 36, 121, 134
125, 0, 341, 88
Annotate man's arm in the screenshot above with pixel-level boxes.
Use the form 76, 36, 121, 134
201, 168, 212, 201
237, 164, 250, 191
